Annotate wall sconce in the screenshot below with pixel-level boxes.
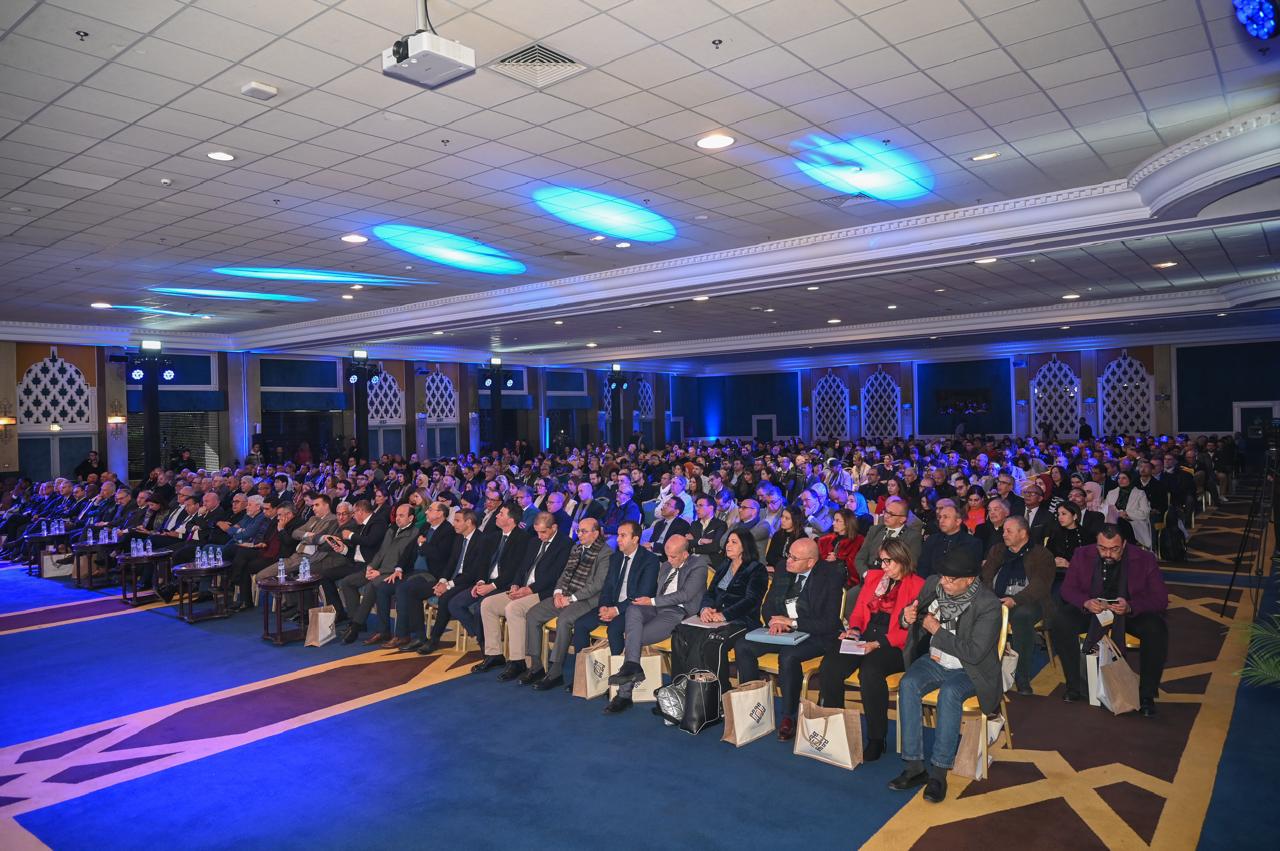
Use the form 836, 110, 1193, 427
49, 423, 62, 432
0, 401, 14, 444
107, 402, 127, 436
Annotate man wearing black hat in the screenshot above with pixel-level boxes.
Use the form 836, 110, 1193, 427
889, 546, 1002, 804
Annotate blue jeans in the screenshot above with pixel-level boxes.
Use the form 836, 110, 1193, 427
898, 656, 976, 770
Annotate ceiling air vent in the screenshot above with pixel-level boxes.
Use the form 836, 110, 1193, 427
490, 44, 587, 88
816, 195, 865, 209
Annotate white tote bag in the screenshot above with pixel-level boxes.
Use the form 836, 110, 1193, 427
609, 649, 663, 702
721, 679, 775, 747
305, 605, 337, 647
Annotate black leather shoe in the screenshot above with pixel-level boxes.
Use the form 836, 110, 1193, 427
603, 696, 632, 714
607, 661, 642, 686
155, 583, 174, 603
923, 776, 947, 803
471, 655, 505, 674
400, 639, 426, 653
1015, 678, 1034, 696
497, 661, 527, 681
341, 625, 363, 645
518, 667, 546, 686
864, 738, 886, 762
415, 638, 440, 656
1062, 688, 1085, 703
1139, 700, 1157, 718
532, 674, 564, 691
888, 768, 929, 791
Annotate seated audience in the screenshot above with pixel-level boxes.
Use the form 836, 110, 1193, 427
486, 513, 571, 681
980, 516, 1054, 694
818, 507, 865, 588
855, 496, 923, 581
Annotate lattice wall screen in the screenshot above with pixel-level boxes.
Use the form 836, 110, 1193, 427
861, 368, 901, 439
636, 379, 655, 420
812, 372, 850, 439
601, 377, 612, 422
1099, 350, 1153, 436
18, 348, 95, 432
1030, 356, 1082, 439
421, 371, 458, 424
368, 368, 404, 425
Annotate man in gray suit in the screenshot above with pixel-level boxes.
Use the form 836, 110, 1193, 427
338, 503, 421, 646
719, 498, 770, 554
521, 517, 613, 690
253, 494, 339, 584
854, 496, 924, 580
604, 535, 709, 714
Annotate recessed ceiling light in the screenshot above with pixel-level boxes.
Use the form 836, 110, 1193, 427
693, 214, 709, 221
90, 302, 111, 309
554, 319, 564, 325
432, 330, 445, 335
764, 307, 775, 312
974, 257, 998, 264
585, 342, 598, 348
692, 295, 710, 302
206, 151, 235, 162
827, 318, 841, 324
929, 336, 939, 340
887, 304, 897, 309
1062, 293, 1080, 300
615, 241, 631, 248
806, 286, 820, 291
342, 294, 354, 300
350, 284, 363, 290
1217, 312, 1227, 317
1060, 325, 1071, 330
9, 205, 29, 212
1153, 261, 1178, 269
589, 235, 606, 242
934, 288, 946, 292
652, 329, 662, 334
970, 151, 1000, 161
340, 234, 368, 244
696, 132, 735, 150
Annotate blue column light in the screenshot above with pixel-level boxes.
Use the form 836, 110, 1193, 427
372, 225, 526, 275
791, 135, 934, 201
150, 287, 315, 302
531, 187, 676, 242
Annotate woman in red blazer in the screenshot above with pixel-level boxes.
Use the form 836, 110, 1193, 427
818, 508, 865, 588
815, 537, 925, 761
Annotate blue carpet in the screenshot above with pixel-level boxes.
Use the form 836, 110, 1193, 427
0, 565, 104, 613
0, 604, 377, 748
18, 671, 915, 850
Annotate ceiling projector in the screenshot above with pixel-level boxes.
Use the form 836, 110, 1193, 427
382, 30, 475, 89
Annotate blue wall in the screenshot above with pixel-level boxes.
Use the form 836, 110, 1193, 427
260, 358, 337, 388
672, 373, 799, 438
916, 359, 1012, 434
1177, 341, 1280, 431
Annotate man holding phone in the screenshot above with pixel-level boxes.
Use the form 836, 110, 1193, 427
1050, 525, 1169, 717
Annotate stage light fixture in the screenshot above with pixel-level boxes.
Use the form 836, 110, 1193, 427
505, 378, 513, 388
370, 375, 380, 385
484, 377, 493, 388
130, 368, 145, 381
162, 369, 176, 381
1235, 0, 1276, 40
353, 349, 368, 360
140, 340, 162, 351
348, 374, 359, 384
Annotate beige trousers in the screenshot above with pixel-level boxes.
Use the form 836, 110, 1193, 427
480, 591, 540, 657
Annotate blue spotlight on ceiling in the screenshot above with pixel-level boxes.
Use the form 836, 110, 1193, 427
130, 368, 144, 381
791, 135, 934, 201
531, 187, 676, 243
211, 267, 415, 286
372, 224, 526, 275
1235, 0, 1276, 39
112, 305, 209, 318
150, 287, 316, 302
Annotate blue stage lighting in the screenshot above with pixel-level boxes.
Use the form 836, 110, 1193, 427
162, 369, 176, 382
504, 378, 513, 388
791, 135, 934, 201
110, 305, 208, 318
130, 368, 144, 381
369, 375, 380, 386
622, 381, 629, 390
1235, 0, 1276, 39
372, 225, 526, 275
531, 187, 676, 243
211, 267, 415, 286
348, 374, 359, 384
150, 287, 315, 302
483, 377, 493, 388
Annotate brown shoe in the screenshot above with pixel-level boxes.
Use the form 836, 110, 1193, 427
362, 632, 390, 646
777, 716, 796, 741
381, 636, 410, 650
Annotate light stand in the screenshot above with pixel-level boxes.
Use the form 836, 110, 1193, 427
346, 351, 379, 464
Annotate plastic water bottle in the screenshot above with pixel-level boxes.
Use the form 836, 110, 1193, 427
144, 539, 152, 555
276, 559, 286, 581
197, 548, 207, 568
215, 547, 224, 566
40, 521, 47, 536
112, 527, 119, 543
299, 556, 310, 580
130, 538, 138, 557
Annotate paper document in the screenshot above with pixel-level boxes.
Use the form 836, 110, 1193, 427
681, 616, 725, 629
839, 639, 868, 655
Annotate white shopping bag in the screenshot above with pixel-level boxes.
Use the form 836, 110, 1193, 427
305, 605, 337, 647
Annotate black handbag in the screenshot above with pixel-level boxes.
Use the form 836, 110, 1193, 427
679, 670, 723, 735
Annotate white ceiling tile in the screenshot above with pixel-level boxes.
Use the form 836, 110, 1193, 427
1127, 51, 1220, 92
475, 0, 597, 40
611, 0, 729, 41
545, 12, 654, 66
1112, 24, 1210, 68
153, 6, 278, 62
1047, 71, 1135, 109
118, 37, 232, 85
1095, 0, 1203, 44
83, 63, 192, 105
858, 72, 944, 109
739, 0, 851, 42
0, 34, 108, 84
595, 91, 684, 124
782, 18, 888, 68
713, 45, 812, 89
983, 0, 1089, 43
57, 86, 156, 122
952, 71, 1040, 108
603, 44, 704, 89
697, 91, 778, 125
424, 11, 529, 65
824, 47, 916, 90
16, 4, 142, 59
667, 17, 775, 68
650, 72, 742, 109
281, 89, 378, 125
927, 50, 1022, 89
440, 72, 532, 108
975, 91, 1056, 124
195, 0, 328, 34
864, 0, 973, 42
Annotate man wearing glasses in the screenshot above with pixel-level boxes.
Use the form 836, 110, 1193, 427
855, 495, 924, 580
732, 537, 844, 741
1050, 524, 1168, 717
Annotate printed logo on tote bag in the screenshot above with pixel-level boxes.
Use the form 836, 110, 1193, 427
807, 731, 829, 752
592, 659, 606, 678
750, 703, 766, 723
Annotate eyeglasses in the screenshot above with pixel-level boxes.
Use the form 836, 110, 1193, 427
876, 557, 896, 565
885, 511, 907, 518
785, 555, 816, 563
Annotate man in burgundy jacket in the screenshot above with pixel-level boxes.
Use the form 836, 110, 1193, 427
1050, 524, 1169, 717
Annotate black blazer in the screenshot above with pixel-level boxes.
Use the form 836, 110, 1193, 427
759, 561, 844, 641
701, 558, 768, 627
648, 516, 690, 549
516, 531, 572, 600
417, 521, 457, 577
347, 512, 389, 564
599, 546, 660, 610
689, 517, 728, 556
484, 527, 531, 588
1024, 504, 1057, 545
443, 532, 492, 590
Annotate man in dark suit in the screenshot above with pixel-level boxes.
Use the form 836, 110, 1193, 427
337, 503, 422, 645
688, 495, 728, 558
732, 536, 844, 740
481, 513, 571, 681
917, 500, 983, 578
1021, 484, 1057, 546
644, 496, 689, 552
388, 501, 456, 647
855, 496, 924, 579
993, 474, 1025, 517
316, 499, 387, 624
544, 491, 573, 537
434, 503, 529, 655
1068, 488, 1105, 538
406, 508, 490, 652
568, 481, 606, 540
474, 486, 503, 540
562, 520, 660, 658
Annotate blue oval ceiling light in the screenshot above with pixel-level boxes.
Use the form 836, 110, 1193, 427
1235, 0, 1276, 39
372, 224, 526, 275
791, 135, 934, 201
150, 287, 316, 303
211, 267, 415, 286
531, 187, 676, 243
107, 305, 211, 318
